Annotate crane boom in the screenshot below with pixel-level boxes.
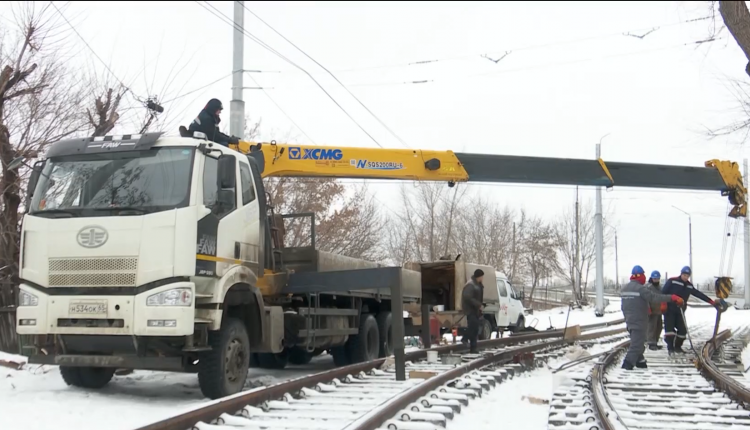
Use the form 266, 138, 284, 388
232, 140, 748, 218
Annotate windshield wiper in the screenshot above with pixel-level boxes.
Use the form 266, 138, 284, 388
91, 206, 147, 215
30, 209, 76, 218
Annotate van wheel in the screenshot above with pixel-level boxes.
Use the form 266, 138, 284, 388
479, 318, 493, 340
376, 312, 393, 357
512, 316, 526, 334
60, 366, 116, 389
198, 317, 250, 399
288, 347, 313, 365
347, 314, 380, 363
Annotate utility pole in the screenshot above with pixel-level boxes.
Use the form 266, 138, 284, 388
573, 185, 581, 299
594, 143, 605, 317
744, 159, 750, 309
672, 205, 693, 284
614, 229, 619, 292
230, 1, 245, 138
511, 222, 517, 282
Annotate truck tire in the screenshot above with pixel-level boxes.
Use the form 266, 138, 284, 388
346, 314, 380, 363
376, 312, 393, 358
198, 317, 250, 400
288, 347, 313, 365
479, 318, 493, 340
331, 346, 350, 367
257, 351, 289, 369
512, 316, 526, 334
60, 366, 115, 389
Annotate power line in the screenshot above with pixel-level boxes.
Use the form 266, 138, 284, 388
273, 15, 712, 76
240, 2, 411, 149
195, 1, 385, 148
342, 37, 725, 88
245, 72, 315, 144
162, 72, 233, 104
50, 2, 144, 103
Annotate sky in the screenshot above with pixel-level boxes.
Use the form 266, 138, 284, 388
3, 0, 750, 287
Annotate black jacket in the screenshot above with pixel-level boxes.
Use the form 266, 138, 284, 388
188, 100, 236, 146
661, 276, 712, 312
461, 278, 484, 316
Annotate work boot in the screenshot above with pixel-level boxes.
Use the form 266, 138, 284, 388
674, 338, 686, 354
648, 344, 659, 351
621, 360, 634, 370
635, 360, 648, 369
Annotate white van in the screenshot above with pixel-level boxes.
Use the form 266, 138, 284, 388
405, 262, 527, 339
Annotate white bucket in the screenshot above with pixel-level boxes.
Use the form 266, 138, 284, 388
426, 350, 438, 363
433, 305, 445, 312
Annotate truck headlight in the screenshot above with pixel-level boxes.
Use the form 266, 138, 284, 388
146, 288, 193, 307
19, 290, 38, 307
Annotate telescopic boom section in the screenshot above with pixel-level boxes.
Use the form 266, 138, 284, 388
233, 141, 748, 218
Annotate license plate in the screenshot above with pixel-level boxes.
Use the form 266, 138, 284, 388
69, 301, 107, 315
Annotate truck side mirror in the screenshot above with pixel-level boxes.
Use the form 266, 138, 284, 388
217, 154, 236, 189
24, 161, 45, 212
216, 189, 235, 213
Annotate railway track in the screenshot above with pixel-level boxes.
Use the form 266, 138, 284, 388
550, 323, 750, 430
133, 319, 626, 430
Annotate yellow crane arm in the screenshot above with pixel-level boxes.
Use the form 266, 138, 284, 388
230, 141, 747, 218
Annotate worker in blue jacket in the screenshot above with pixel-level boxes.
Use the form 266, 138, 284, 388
661, 266, 726, 354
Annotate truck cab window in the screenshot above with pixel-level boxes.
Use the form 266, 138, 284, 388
239, 162, 256, 205
497, 279, 508, 297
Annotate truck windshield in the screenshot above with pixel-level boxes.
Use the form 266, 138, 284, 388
30, 147, 195, 217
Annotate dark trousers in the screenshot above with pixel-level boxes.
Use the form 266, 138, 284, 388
647, 313, 662, 346
663, 309, 686, 351
625, 328, 647, 365
465, 313, 480, 353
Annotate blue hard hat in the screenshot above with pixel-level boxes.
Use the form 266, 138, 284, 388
632, 265, 645, 275
650, 270, 661, 279
681, 266, 691, 275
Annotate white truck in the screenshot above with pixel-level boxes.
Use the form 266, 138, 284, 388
405, 260, 526, 341
15, 132, 425, 399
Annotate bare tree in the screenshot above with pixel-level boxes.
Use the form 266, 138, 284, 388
519, 215, 559, 304
717, 1, 750, 77
0, 3, 90, 352
553, 200, 614, 301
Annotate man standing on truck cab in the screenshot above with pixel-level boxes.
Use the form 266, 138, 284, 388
188, 99, 240, 146
461, 269, 485, 354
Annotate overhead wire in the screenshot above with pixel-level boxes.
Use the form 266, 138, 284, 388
240, 2, 411, 149
245, 72, 316, 144
195, 0, 385, 148
272, 15, 713, 75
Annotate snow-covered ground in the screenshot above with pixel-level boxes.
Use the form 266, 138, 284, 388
0, 299, 634, 430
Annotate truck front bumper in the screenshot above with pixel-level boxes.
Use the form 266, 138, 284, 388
16, 281, 196, 337
27, 353, 185, 371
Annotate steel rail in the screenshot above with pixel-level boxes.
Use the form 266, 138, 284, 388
134, 319, 625, 430
347, 327, 628, 430
696, 329, 750, 408
591, 339, 630, 430
593, 329, 745, 430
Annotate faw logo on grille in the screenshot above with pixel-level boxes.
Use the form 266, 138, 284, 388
77, 226, 109, 248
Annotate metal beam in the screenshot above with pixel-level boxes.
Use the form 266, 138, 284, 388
456, 153, 728, 191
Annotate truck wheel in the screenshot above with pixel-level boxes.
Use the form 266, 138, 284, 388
479, 318, 493, 340
331, 346, 350, 366
512, 316, 526, 334
376, 312, 393, 358
288, 347, 313, 365
257, 351, 289, 369
198, 317, 250, 400
346, 314, 380, 363
60, 366, 115, 389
